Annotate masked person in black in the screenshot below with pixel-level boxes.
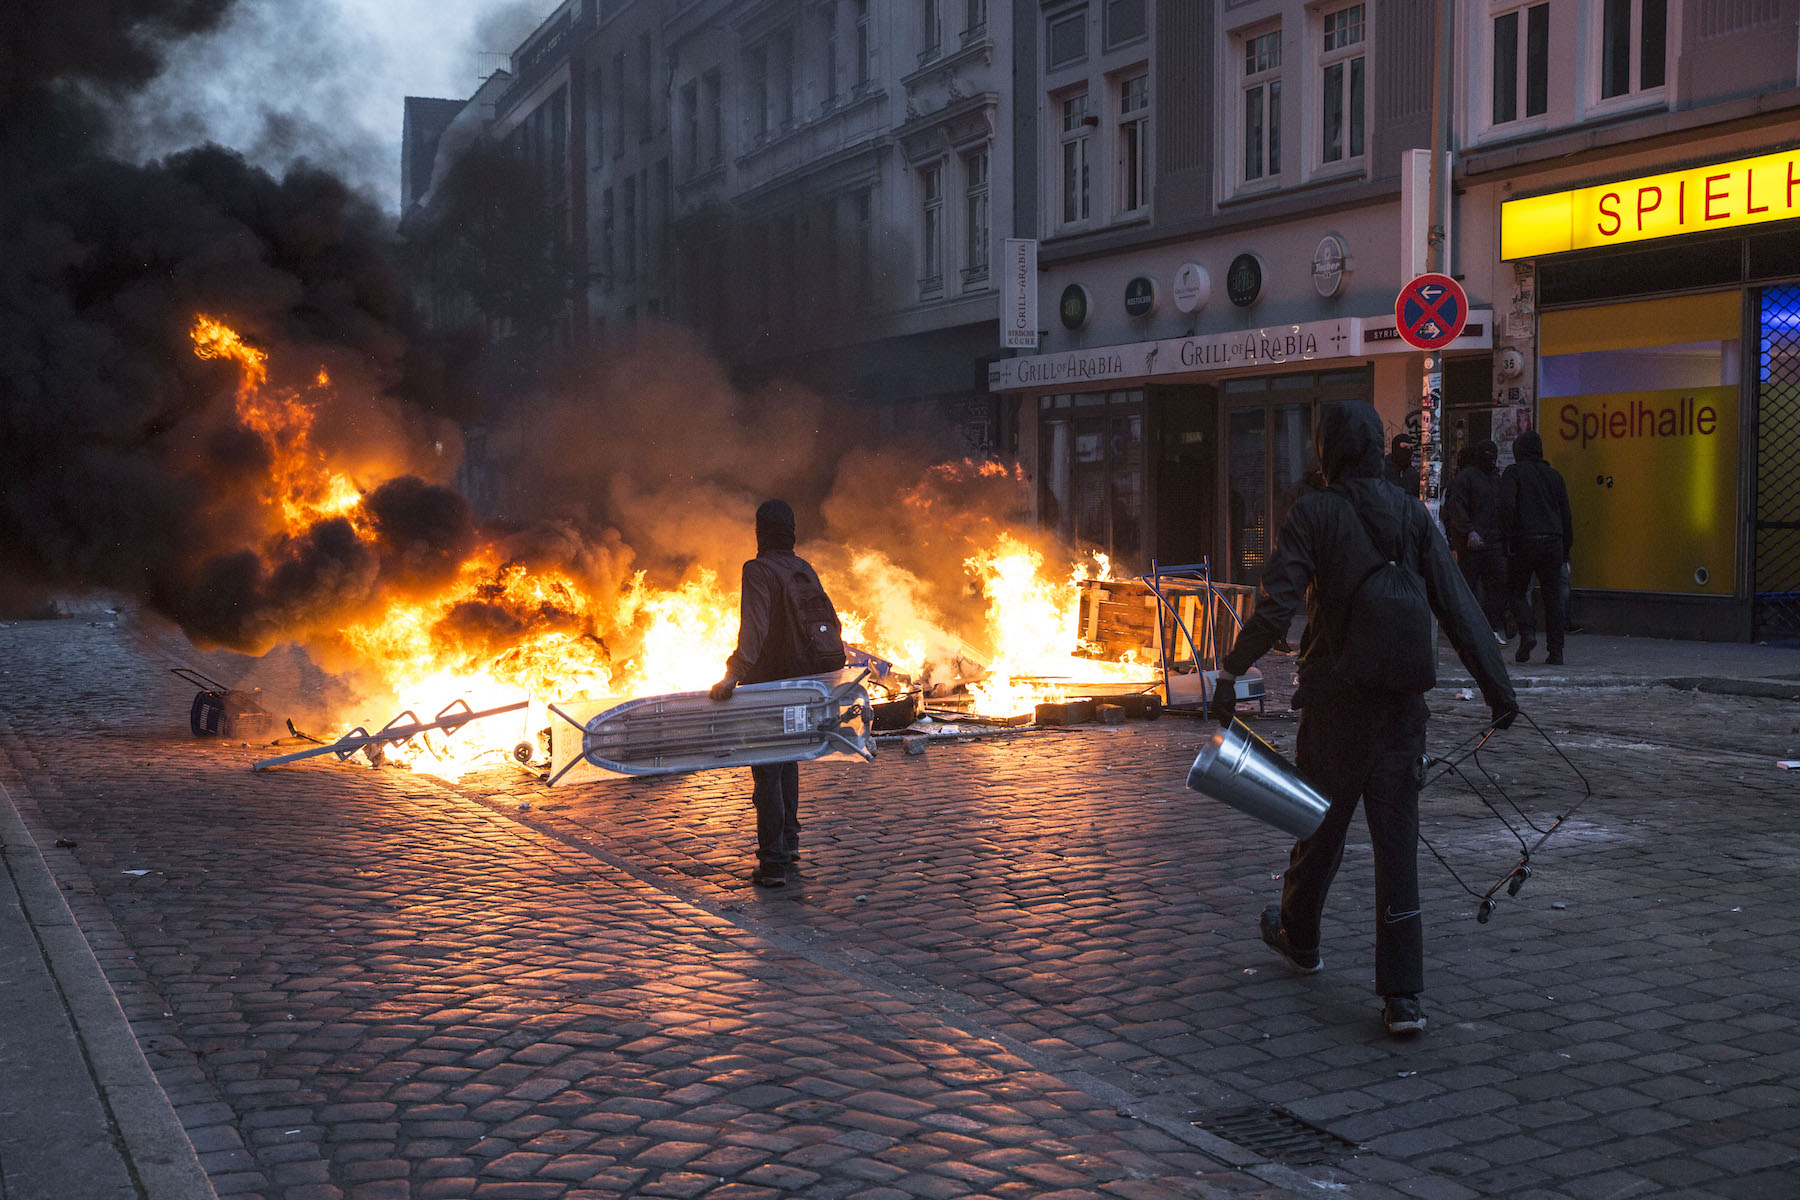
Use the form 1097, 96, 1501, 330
1444, 439, 1509, 645
1209, 402, 1517, 1037
1383, 434, 1421, 498
1500, 430, 1574, 665
711, 500, 847, 888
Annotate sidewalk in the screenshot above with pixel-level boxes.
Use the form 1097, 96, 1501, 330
0, 783, 215, 1200
1437, 631, 1800, 696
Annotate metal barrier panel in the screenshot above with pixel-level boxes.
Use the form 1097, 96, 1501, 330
1757, 286, 1800, 639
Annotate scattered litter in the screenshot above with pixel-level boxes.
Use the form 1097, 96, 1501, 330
517, 802, 531, 811
855, 894, 868, 902
1397, 1070, 1416, 1077
1778, 761, 1800, 770
284, 1130, 301, 1136
1552, 902, 1567, 909
122, 869, 150, 876
54, 838, 77, 849
1457, 689, 1474, 700
1243, 967, 1257, 974
905, 737, 927, 756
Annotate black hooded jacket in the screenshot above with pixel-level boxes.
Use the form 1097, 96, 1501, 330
1499, 430, 1573, 554
1222, 403, 1515, 710
1444, 439, 1502, 553
725, 500, 834, 685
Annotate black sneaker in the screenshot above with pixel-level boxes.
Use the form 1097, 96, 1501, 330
1545, 651, 1564, 666
1383, 995, 1427, 1035
1259, 905, 1322, 974
750, 866, 786, 888
1515, 637, 1536, 664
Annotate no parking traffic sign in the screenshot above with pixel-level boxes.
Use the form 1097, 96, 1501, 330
1394, 273, 1468, 351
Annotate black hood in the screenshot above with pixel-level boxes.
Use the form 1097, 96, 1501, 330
1316, 402, 1387, 485
755, 499, 796, 554
1476, 438, 1499, 471
1513, 430, 1544, 462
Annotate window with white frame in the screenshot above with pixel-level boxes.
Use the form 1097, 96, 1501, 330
1116, 72, 1149, 215
920, 162, 944, 294
1491, 3, 1548, 126
966, 0, 988, 40
776, 29, 796, 128
612, 51, 626, 156
1241, 27, 1281, 183
1598, 0, 1666, 101
921, 0, 943, 61
601, 187, 615, 289
822, 4, 840, 105
853, 187, 874, 304
682, 80, 699, 173
1059, 90, 1093, 225
622, 177, 637, 282
1319, 4, 1365, 167
855, 0, 872, 87
964, 148, 990, 282
704, 69, 722, 165
1048, 7, 1088, 70
747, 43, 770, 140
639, 33, 654, 141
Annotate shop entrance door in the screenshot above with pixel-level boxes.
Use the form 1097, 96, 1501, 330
1756, 285, 1800, 639
1223, 369, 1371, 585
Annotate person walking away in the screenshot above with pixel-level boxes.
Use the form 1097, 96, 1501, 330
1444, 439, 1509, 645
710, 500, 847, 888
1383, 434, 1421, 498
1209, 402, 1517, 1037
1500, 430, 1574, 665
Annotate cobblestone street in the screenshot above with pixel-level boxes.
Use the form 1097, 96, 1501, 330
1, 612, 1797, 1200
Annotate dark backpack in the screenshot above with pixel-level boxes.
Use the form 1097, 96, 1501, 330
775, 558, 848, 676
1332, 492, 1437, 694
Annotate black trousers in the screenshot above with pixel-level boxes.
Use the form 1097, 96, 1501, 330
750, 761, 799, 867
1284, 694, 1429, 998
1458, 545, 1509, 633
1509, 536, 1566, 654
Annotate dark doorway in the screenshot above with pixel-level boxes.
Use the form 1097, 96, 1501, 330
1152, 385, 1218, 569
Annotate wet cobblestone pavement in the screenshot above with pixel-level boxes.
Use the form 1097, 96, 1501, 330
1, 612, 1796, 1199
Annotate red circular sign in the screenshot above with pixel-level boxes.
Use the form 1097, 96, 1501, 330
1394, 273, 1469, 351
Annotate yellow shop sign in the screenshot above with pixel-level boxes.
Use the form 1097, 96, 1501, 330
1502, 147, 1800, 259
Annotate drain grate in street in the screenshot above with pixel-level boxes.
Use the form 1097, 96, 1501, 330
1191, 1106, 1359, 1165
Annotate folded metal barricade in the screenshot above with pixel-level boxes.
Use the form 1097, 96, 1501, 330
250, 699, 529, 771
1139, 560, 1265, 715
546, 669, 875, 786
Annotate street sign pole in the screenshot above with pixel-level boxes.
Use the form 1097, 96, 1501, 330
1421, 0, 1451, 509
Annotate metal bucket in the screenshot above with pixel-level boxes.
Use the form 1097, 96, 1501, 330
1186, 719, 1331, 839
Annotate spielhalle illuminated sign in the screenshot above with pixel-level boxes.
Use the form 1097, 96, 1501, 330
1501, 146, 1800, 259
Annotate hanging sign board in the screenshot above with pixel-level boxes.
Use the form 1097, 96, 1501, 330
1002, 238, 1039, 349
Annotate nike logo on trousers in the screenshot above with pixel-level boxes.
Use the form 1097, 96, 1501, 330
1384, 907, 1421, 924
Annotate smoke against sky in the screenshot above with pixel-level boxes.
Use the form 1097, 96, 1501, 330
109, 0, 559, 211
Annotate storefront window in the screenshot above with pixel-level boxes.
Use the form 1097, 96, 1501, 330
1538, 291, 1741, 595
1038, 390, 1146, 569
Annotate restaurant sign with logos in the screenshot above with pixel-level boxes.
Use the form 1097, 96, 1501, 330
987, 311, 1493, 391
1501, 146, 1800, 259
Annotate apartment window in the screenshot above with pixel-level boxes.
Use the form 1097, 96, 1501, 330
1319, 4, 1364, 166
1048, 8, 1087, 69
1105, 0, 1146, 47
1492, 4, 1548, 125
1059, 91, 1092, 225
655, 159, 671, 264
682, 81, 699, 173
601, 187, 615, 289
1242, 28, 1281, 182
966, 0, 988, 39
856, 0, 872, 87
1600, 0, 1667, 100
704, 69, 723, 165
747, 44, 770, 140
854, 187, 874, 305
639, 33, 654, 140
964, 148, 990, 281
612, 51, 626, 156
776, 29, 796, 128
1117, 73, 1149, 214
622, 177, 637, 282
823, 4, 839, 104
921, 0, 943, 61
920, 163, 944, 295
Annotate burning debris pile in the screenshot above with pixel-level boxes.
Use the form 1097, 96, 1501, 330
175, 317, 1154, 778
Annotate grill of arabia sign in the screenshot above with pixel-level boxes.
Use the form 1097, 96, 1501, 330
988, 317, 1353, 390
1502, 146, 1800, 259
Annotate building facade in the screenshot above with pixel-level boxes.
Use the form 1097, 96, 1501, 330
991, 0, 1800, 642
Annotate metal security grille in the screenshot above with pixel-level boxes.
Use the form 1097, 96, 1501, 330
1191, 1106, 1359, 1165
1756, 287, 1800, 640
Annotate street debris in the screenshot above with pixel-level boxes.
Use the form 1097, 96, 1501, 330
1777, 760, 1800, 769
122, 870, 149, 876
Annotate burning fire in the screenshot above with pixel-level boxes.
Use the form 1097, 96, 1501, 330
192, 316, 1156, 778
